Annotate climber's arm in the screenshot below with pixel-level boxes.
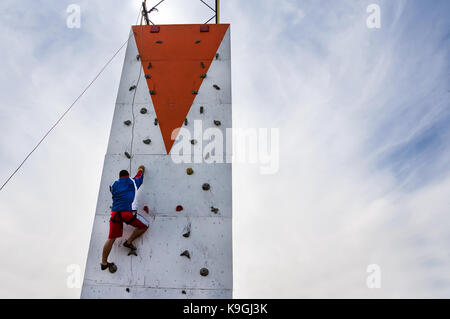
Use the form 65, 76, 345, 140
133, 165, 145, 189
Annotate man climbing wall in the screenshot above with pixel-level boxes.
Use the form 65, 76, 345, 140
101, 165, 149, 273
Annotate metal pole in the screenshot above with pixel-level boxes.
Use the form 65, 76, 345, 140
215, 0, 220, 24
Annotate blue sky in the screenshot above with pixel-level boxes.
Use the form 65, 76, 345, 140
0, 0, 449, 298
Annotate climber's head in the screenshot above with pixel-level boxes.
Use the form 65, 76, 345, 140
119, 170, 130, 178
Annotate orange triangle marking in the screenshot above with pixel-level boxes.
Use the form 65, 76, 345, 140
132, 24, 229, 154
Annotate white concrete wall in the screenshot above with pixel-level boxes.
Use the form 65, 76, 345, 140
81, 27, 232, 299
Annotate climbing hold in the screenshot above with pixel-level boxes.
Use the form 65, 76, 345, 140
184, 119, 188, 126
182, 224, 191, 238
182, 290, 187, 294
154, 118, 158, 126
186, 168, 194, 175
108, 264, 117, 273
143, 139, 151, 145
149, 90, 156, 95
200, 268, 209, 276
129, 85, 137, 91
183, 230, 191, 238
180, 250, 190, 259
216, 53, 219, 59
156, 40, 163, 44
200, 106, 204, 114
211, 207, 219, 214
192, 90, 198, 95
140, 108, 147, 114
143, 206, 149, 214
136, 54, 140, 61
200, 73, 207, 78
190, 139, 197, 145
213, 120, 221, 126
126, 288, 130, 293
128, 250, 137, 256
195, 40, 201, 44
205, 152, 210, 160
147, 62, 152, 69
200, 61, 205, 69
150, 25, 160, 33
213, 84, 221, 90
123, 120, 132, 126
145, 74, 151, 79
202, 183, 210, 191
200, 25, 209, 32
176, 205, 183, 212
124, 152, 131, 159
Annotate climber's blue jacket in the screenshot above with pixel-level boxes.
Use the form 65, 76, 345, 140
109, 170, 144, 212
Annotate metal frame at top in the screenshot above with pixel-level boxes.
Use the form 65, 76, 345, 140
141, 0, 220, 25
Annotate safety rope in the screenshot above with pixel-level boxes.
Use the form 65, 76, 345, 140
129, 12, 145, 173
0, 7, 142, 193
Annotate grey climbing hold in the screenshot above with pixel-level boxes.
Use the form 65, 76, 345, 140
180, 250, 190, 259
156, 40, 163, 44
129, 85, 137, 91
192, 90, 198, 95
190, 139, 197, 145
216, 53, 219, 59
140, 108, 147, 114
195, 40, 201, 44
213, 84, 221, 90
200, 73, 207, 78
124, 120, 132, 126
202, 183, 210, 191
211, 207, 219, 214
184, 119, 188, 126
213, 120, 221, 126
205, 152, 210, 160
200, 268, 209, 276
200, 61, 205, 69
154, 118, 158, 126
147, 62, 152, 69
124, 151, 131, 159
200, 106, 204, 114
145, 74, 151, 79
143, 139, 151, 145
186, 168, 194, 175
149, 90, 156, 95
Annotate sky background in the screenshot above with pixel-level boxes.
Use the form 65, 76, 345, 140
0, 0, 449, 298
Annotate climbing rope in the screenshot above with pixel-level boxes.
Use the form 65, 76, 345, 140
128, 13, 146, 172
0, 7, 143, 193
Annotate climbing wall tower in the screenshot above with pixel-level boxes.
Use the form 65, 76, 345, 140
81, 24, 232, 298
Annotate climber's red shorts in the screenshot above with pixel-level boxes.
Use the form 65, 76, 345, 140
108, 211, 149, 239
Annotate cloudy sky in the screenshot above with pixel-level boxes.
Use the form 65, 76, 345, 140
0, 0, 449, 298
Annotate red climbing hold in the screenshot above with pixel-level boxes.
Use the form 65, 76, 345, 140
176, 205, 183, 212
143, 206, 149, 214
